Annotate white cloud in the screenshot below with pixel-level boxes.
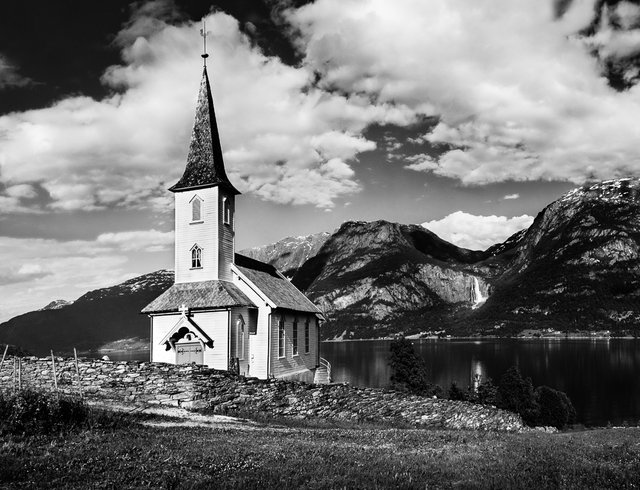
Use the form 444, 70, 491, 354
0, 10, 397, 214
0, 54, 31, 89
284, 0, 640, 186
0, 229, 173, 322
503, 193, 520, 200
422, 211, 534, 250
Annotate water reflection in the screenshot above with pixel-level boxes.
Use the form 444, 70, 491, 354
321, 338, 640, 427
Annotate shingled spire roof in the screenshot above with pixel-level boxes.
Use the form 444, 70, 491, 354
169, 67, 239, 194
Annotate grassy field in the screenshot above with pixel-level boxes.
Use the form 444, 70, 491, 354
2, 412, 640, 489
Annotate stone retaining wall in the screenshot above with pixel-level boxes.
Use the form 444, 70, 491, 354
0, 356, 523, 431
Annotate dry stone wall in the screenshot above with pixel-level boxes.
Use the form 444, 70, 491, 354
0, 356, 523, 431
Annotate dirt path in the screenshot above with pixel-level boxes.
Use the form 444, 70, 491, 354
87, 400, 259, 429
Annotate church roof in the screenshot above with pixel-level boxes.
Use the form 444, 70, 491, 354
234, 254, 322, 315
141, 279, 253, 314
169, 67, 240, 194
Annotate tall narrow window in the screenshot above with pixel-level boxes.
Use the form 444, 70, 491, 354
223, 197, 231, 225
278, 316, 285, 358
191, 245, 202, 268
191, 197, 202, 222
292, 317, 299, 356
236, 315, 245, 360
305, 318, 310, 354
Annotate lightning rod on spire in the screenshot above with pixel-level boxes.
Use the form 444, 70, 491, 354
200, 18, 209, 65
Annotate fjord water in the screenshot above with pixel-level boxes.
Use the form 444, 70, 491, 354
320, 338, 640, 427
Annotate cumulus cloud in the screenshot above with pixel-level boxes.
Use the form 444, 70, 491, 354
284, 0, 640, 186
422, 211, 534, 250
0, 10, 396, 214
503, 193, 520, 200
0, 229, 173, 322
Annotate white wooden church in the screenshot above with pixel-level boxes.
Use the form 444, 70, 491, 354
142, 57, 322, 383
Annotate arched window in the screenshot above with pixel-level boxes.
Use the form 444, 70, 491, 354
191, 245, 202, 268
223, 197, 231, 225
191, 197, 202, 222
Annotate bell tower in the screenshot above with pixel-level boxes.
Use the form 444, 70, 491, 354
170, 26, 239, 284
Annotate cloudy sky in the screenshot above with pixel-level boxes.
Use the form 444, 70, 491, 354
2, 0, 640, 321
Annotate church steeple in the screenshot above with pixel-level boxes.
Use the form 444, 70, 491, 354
169, 67, 239, 194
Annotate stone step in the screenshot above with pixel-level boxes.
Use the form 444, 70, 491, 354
314, 366, 331, 384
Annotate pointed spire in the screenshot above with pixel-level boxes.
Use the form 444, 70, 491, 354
169, 67, 240, 194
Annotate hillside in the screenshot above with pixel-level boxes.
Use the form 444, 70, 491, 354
0, 271, 173, 355
465, 178, 640, 335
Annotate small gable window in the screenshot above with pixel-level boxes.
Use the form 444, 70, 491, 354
223, 197, 231, 226
191, 245, 202, 269
191, 197, 202, 222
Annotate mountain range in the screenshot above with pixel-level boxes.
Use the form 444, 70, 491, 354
2, 178, 640, 354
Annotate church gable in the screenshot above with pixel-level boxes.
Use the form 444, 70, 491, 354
159, 314, 214, 351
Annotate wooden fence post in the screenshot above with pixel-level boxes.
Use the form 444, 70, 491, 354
0, 345, 8, 384
50, 350, 59, 399
18, 357, 21, 391
12, 357, 16, 392
73, 348, 83, 400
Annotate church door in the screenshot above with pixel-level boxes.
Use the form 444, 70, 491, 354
176, 342, 203, 365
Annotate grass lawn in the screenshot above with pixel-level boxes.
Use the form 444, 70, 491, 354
1, 415, 640, 489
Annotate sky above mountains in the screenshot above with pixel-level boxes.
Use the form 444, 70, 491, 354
2, 0, 640, 321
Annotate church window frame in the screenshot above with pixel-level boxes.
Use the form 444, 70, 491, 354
304, 318, 310, 354
278, 315, 285, 358
191, 244, 202, 269
292, 317, 299, 356
190, 195, 203, 224
236, 315, 245, 360
223, 197, 231, 226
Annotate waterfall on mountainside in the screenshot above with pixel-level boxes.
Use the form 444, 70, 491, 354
472, 277, 486, 308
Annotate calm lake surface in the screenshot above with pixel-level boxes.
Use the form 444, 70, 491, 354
101, 338, 640, 427
321, 338, 640, 427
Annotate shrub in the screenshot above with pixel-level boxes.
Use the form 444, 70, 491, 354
475, 377, 498, 406
496, 366, 539, 426
389, 336, 440, 396
0, 389, 90, 436
535, 385, 576, 429
448, 382, 469, 401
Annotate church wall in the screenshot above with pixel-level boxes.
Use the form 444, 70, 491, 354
151, 314, 181, 364
229, 307, 250, 376
270, 312, 318, 381
218, 190, 235, 281
193, 310, 229, 370
232, 271, 271, 379
174, 187, 220, 283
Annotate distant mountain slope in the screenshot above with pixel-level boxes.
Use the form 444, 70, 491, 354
290, 220, 501, 339
466, 178, 640, 335
0, 271, 173, 356
240, 231, 331, 276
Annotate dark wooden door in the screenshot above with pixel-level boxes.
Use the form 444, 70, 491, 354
176, 342, 203, 365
